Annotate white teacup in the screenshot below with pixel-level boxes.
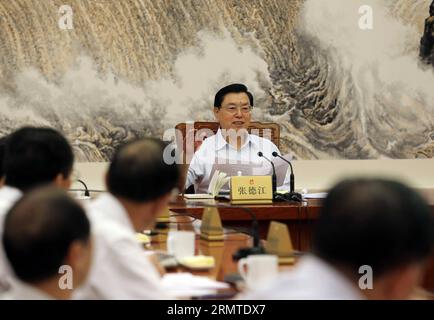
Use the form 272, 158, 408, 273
167, 231, 195, 260
238, 254, 278, 289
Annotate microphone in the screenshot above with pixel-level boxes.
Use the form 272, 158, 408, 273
257, 151, 277, 198
271, 151, 302, 202
76, 179, 90, 197
191, 202, 265, 260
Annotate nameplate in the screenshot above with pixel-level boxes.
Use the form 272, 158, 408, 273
230, 176, 273, 204
265, 221, 294, 256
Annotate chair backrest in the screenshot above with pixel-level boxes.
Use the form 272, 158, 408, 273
175, 121, 280, 158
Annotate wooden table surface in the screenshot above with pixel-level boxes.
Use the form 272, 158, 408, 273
148, 215, 295, 298
148, 214, 434, 299
170, 189, 434, 220
168, 189, 434, 293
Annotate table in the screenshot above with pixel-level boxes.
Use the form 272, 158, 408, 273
169, 197, 320, 252
149, 215, 434, 299
148, 215, 295, 298
169, 190, 434, 293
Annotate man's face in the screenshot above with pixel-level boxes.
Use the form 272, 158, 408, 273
213, 92, 252, 131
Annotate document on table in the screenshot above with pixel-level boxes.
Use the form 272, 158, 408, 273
302, 192, 328, 199
162, 273, 230, 298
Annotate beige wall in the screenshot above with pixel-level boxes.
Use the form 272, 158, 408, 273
73, 159, 434, 192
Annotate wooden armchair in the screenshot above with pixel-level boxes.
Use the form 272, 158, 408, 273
174, 121, 280, 158
174, 121, 280, 193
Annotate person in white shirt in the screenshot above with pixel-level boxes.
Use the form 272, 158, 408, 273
186, 83, 283, 193
242, 178, 434, 300
75, 138, 179, 300
2, 187, 92, 300
0, 127, 74, 293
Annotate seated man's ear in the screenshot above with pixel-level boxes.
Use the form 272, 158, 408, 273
380, 263, 424, 300
65, 239, 93, 289
54, 173, 72, 189
213, 107, 220, 118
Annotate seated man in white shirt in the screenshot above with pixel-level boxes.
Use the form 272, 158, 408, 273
0, 127, 74, 292
242, 178, 434, 300
186, 83, 282, 193
2, 187, 92, 300
76, 138, 179, 299
0, 127, 74, 213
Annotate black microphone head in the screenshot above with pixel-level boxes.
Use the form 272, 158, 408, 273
272, 151, 278, 157
257, 151, 263, 157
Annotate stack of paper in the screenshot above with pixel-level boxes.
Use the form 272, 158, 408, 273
207, 170, 230, 197
162, 273, 230, 298
302, 192, 328, 199
135, 233, 151, 245
183, 194, 214, 200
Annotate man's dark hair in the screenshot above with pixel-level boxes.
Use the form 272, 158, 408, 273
0, 136, 8, 179
107, 138, 180, 202
3, 187, 90, 283
4, 127, 74, 191
313, 178, 434, 277
214, 83, 254, 108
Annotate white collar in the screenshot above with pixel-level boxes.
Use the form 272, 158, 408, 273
297, 255, 365, 299
91, 193, 136, 234
8, 280, 55, 300
0, 186, 22, 202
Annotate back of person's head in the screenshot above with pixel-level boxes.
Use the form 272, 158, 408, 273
313, 178, 433, 298
0, 136, 7, 184
214, 83, 254, 108
2, 187, 92, 288
4, 127, 74, 191
107, 138, 180, 203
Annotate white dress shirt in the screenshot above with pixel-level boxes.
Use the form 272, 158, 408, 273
74, 193, 172, 300
0, 186, 22, 293
1, 280, 53, 300
0, 186, 22, 226
186, 129, 283, 193
240, 255, 364, 300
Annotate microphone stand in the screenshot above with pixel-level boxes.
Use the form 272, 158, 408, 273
257, 151, 277, 200
75, 179, 90, 197
272, 152, 302, 202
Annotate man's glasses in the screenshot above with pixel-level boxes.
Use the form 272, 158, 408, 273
221, 105, 252, 114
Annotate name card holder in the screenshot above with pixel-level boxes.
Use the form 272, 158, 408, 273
265, 221, 295, 265
156, 207, 171, 223
150, 207, 171, 243
230, 176, 273, 205
200, 207, 224, 246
